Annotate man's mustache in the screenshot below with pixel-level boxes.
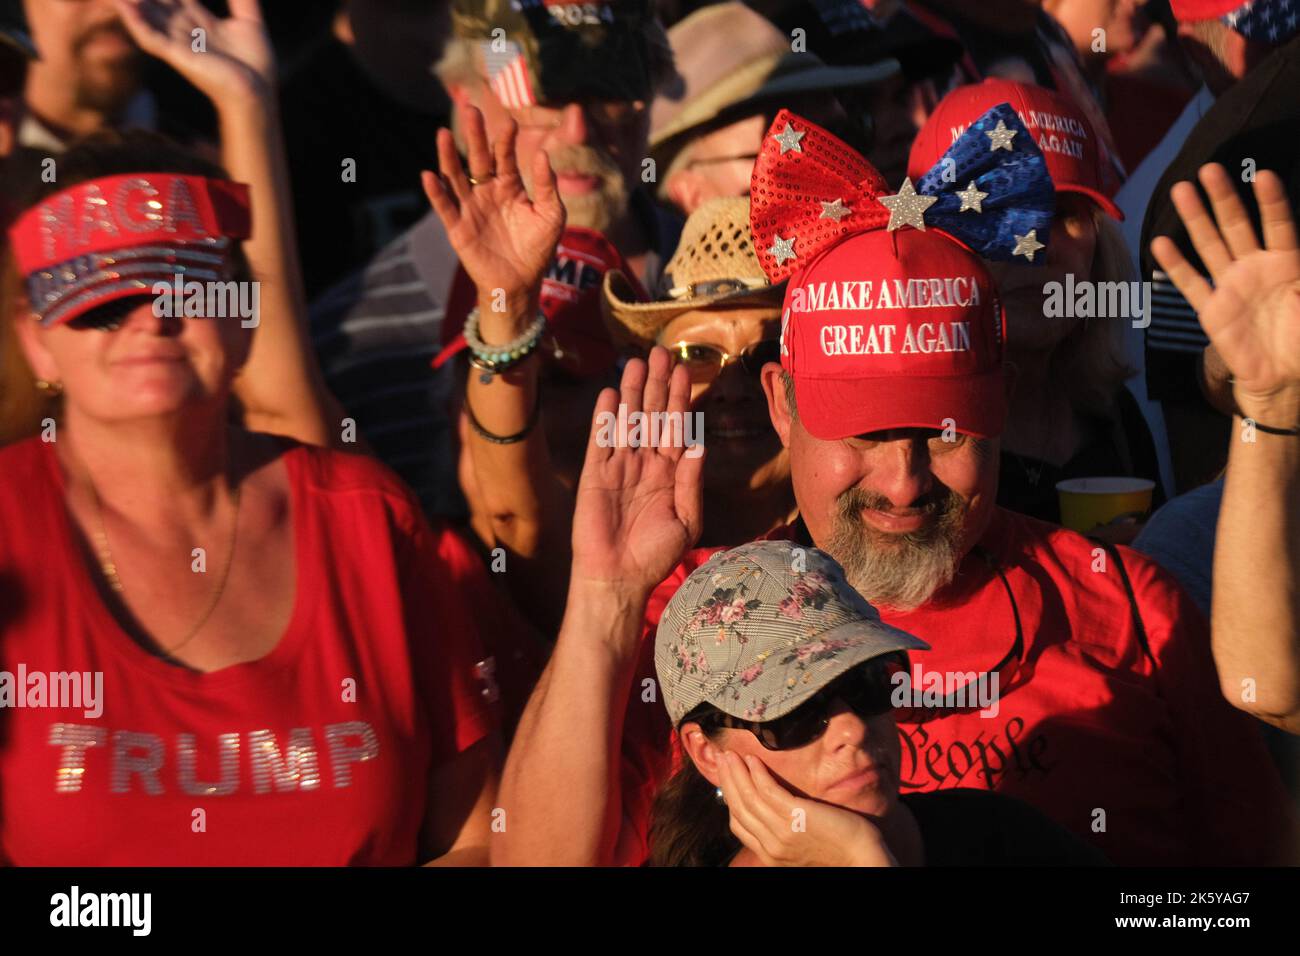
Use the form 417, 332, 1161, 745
75, 21, 138, 55
547, 145, 620, 178
837, 485, 957, 521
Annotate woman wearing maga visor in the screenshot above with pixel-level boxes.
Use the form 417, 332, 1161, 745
0, 0, 499, 866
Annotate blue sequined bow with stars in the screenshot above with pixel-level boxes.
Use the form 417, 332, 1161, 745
911, 102, 1055, 263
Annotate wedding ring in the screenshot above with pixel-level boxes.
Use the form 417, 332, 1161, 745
468, 172, 494, 186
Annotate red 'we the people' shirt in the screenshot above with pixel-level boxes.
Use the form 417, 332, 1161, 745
0, 437, 495, 866
619, 508, 1299, 866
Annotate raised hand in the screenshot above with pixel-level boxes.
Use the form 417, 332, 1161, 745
422, 104, 565, 311
114, 0, 274, 101
570, 347, 705, 601
1151, 163, 1300, 421
717, 751, 897, 867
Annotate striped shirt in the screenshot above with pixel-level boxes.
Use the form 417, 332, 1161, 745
309, 199, 678, 518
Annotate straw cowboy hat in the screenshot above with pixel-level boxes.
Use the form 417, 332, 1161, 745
602, 196, 784, 350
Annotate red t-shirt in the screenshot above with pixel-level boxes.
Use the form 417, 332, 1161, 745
0, 437, 496, 866
619, 508, 1299, 866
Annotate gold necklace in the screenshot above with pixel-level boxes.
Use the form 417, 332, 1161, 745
85, 469, 242, 658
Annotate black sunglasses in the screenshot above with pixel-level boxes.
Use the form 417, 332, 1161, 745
64, 296, 148, 332
698, 653, 909, 752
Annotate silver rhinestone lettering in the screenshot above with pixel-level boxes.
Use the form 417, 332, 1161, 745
325, 721, 379, 789
76, 184, 119, 249
178, 732, 240, 796
113, 177, 163, 232
110, 730, 164, 795
48, 723, 107, 794
248, 728, 321, 794
165, 178, 207, 236
38, 194, 75, 262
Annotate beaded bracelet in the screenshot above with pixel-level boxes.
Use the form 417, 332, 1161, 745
462, 307, 547, 381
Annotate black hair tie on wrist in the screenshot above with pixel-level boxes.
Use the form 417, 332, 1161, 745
1250, 420, 1300, 436
464, 382, 542, 444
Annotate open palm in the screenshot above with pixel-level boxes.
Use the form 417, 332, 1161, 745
1152, 164, 1300, 406
571, 349, 705, 597
423, 105, 565, 302
115, 0, 274, 101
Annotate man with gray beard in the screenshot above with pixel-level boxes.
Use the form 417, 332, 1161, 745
824, 481, 967, 612
309, 0, 679, 518
494, 216, 1298, 869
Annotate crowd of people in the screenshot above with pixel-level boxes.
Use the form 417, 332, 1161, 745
0, 0, 1298, 868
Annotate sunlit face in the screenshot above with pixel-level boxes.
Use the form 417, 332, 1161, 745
683, 703, 902, 819
668, 114, 767, 213
15, 295, 251, 423
762, 364, 1000, 610
984, 192, 1099, 346
1047, 0, 1144, 61
656, 305, 785, 493
24, 0, 141, 114
665, 96, 854, 215
465, 68, 649, 233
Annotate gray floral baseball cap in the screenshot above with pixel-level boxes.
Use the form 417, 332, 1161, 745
655, 540, 929, 727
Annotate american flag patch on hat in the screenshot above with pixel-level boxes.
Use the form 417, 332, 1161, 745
482, 39, 536, 109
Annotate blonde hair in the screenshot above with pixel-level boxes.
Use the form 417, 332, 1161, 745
1049, 206, 1137, 417
0, 252, 49, 446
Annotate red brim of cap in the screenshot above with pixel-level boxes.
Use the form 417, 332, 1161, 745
1061, 184, 1124, 222
794, 367, 1007, 441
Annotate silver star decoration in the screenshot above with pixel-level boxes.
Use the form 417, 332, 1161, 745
986, 119, 1017, 152
1012, 229, 1044, 261
768, 234, 797, 266
819, 198, 851, 222
956, 181, 989, 213
772, 122, 805, 155
878, 178, 937, 231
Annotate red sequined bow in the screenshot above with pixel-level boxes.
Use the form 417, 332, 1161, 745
750, 109, 892, 284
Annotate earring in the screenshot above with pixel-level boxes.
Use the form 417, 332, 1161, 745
714, 786, 726, 805
34, 379, 64, 396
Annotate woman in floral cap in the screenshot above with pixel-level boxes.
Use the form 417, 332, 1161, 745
647, 537, 1106, 866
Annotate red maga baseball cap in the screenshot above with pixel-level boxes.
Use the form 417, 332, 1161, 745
908, 78, 1123, 221
781, 227, 1007, 441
